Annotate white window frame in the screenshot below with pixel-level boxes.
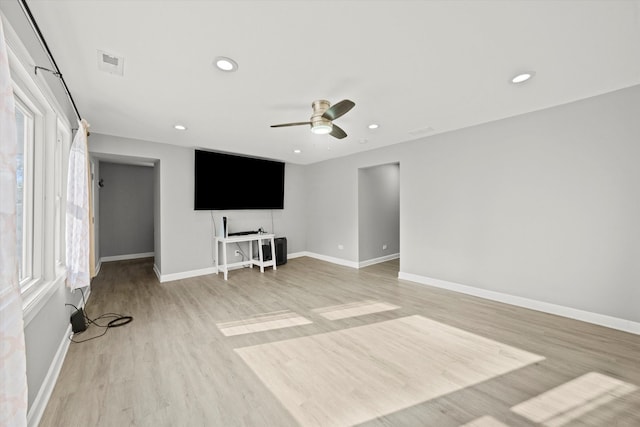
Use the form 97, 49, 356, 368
6, 29, 74, 322
14, 97, 34, 283
13, 88, 44, 301
55, 121, 71, 271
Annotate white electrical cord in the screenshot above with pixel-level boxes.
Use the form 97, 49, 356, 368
271, 209, 275, 235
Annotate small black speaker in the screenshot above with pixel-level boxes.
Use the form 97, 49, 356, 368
261, 244, 272, 261
71, 309, 87, 333
275, 237, 287, 266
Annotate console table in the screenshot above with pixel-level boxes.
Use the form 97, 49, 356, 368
214, 233, 277, 280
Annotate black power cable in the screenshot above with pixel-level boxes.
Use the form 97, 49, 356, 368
65, 288, 133, 343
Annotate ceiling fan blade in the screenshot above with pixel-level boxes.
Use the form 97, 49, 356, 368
270, 122, 311, 128
330, 124, 347, 139
322, 99, 355, 121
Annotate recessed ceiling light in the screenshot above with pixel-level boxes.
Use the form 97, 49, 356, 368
293, 149, 301, 154
511, 71, 535, 84
214, 56, 238, 72
174, 124, 187, 130
368, 123, 379, 129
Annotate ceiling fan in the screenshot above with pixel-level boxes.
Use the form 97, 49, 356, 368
271, 99, 355, 139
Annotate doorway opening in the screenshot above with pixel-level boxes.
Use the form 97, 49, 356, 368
357, 162, 400, 273
91, 154, 159, 275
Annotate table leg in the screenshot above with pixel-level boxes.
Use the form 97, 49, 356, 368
222, 242, 228, 280
271, 237, 277, 271
214, 238, 219, 274
258, 239, 265, 273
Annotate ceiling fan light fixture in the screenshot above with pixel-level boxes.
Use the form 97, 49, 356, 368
310, 113, 333, 135
311, 124, 332, 135
214, 56, 238, 72
271, 99, 354, 139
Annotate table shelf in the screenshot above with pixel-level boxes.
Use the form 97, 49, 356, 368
213, 233, 276, 280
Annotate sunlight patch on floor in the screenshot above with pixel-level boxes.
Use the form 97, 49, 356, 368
216, 310, 312, 336
236, 315, 544, 427
312, 300, 400, 320
511, 372, 638, 427
460, 415, 511, 427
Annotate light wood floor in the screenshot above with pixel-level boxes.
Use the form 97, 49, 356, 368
40, 257, 640, 426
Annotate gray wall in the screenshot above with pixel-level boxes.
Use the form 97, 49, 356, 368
401, 85, 640, 323
24, 286, 82, 408
306, 84, 640, 323
89, 85, 640, 323
89, 135, 307, 275
306, 155, 359, 261
358, 163, 400, 262
154, 161, 162, 271
99, 162, 155, 258
306, 148, 402, 262
92, 159, 100, 263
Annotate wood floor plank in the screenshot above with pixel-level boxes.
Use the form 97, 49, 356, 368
38, 257, 640, 426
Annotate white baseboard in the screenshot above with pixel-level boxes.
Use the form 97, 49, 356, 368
94, 259, 101, 276
292, 251, 399, 270
152, 250, 393, 283
26, 284, 91, 425
153, 263, 161, 282
27, 324, 72, 427
359, 253, 400, 268
287, 252, 307, 260
156, 266, 218, 283
100, 252, 154, 263
297, 251, 359, 269
398, 271, 640, 336
152, 252, 307, 283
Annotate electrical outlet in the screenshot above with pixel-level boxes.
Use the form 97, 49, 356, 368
338, 244, 344, 250
234, 250, 241, 257
383, 244, 388, 250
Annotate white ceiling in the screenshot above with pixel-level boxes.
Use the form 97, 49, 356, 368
28, 0, 640, 165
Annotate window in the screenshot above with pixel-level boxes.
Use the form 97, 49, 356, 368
6, 16, 74, 322
14, 98, 34, 285
12, 79, 53, 312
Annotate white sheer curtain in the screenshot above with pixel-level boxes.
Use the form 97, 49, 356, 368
0, 19, 28, 427
66, 119, 91, 290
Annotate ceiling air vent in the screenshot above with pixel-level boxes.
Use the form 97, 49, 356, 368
97, 50, 124, 76
408, 126, 435, 136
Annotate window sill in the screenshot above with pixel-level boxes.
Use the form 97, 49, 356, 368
22, 270, 67, 327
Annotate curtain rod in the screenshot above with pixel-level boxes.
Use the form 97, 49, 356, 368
18, 0, 83, 122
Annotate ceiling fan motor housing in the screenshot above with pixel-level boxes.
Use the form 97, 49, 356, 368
310, 100, 333, 133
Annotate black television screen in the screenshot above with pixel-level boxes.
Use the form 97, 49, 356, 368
194, 150, 285, 210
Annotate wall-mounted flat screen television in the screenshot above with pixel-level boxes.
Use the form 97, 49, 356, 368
194, 149, 285, 210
